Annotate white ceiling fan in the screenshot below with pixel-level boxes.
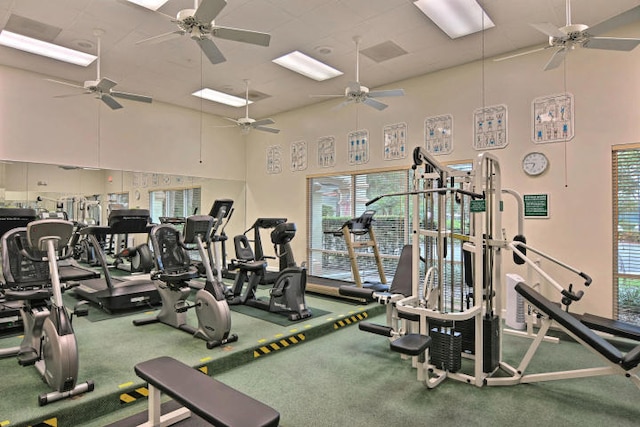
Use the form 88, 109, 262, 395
496, 1, 640, 70
311, 36, 405, 111
136, 0, 270, 65
221, 80, 280, 134
47, 29, 152, 110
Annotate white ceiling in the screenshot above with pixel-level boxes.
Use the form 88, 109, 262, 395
0, 0, 639, 120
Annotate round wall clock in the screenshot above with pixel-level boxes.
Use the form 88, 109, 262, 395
522, 152, 549, 176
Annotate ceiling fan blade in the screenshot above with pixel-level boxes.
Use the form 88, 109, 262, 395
195, 37, 226, 64
136, 30, 185, 45
96, 78, 118, 92
252, 118, 275, 127
309, 94, 343, 98
254, 126, 280, 134
530, 22, 566, 39
362, 97, 388, 111
368, 89, 405, 98
583, 37, 640, 51
110, 91, 153, 104
493, 46, 550, 62
45, 79, 85, 90
194, 0, 227, 24
543, 48, 567, 71
211, 26, 271, 46
53, 92, 89, 99
586, 5, 640, 37
223, 117, 240, 124
100, 95, 124, 110
332, 100, 352, 111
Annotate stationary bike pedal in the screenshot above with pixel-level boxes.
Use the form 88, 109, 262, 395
17, 349, 39, 366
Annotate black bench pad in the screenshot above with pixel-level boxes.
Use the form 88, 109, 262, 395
390, 334, 432, 356
578, 312, 640, 342
135, 356, 280, 427
515, 283, 623, 365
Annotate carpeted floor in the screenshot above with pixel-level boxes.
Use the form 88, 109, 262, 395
81, 312, 640, 427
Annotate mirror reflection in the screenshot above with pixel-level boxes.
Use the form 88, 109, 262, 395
0, 161, 246, 237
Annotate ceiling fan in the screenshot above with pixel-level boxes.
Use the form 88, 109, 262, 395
136, 0, 270, 65
47, 29, 152, 110
496, 1, 640, 70
311, 36, 405, 111
221, 80, 280, 134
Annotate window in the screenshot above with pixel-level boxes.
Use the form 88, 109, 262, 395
613, 145, 640, 325
307, 162, 472, 284
108, 192, 129, 210
307, 169, 410, 281
149, 187, 201, 224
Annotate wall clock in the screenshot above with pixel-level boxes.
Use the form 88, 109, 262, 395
522, 152, 549, 176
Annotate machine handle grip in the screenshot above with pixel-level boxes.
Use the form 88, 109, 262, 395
580, 272, 592, 287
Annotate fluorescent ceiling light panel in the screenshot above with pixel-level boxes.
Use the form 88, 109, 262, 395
413, 0, 495, 39
272, 51, 343, 81
0, 30, 96, 66
192, 88, 251, 107
126, 0, 169, 11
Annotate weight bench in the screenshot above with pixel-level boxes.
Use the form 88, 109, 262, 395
134, 356, 280, 427
487, 282, 640, 389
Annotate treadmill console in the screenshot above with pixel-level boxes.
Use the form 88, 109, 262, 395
108, 209, 152, 234
0, 208, 37, 238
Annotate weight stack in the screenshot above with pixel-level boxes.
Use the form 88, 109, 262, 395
483, 315, 500, 373
429, 327, 462, 373
430, 317, 475, 354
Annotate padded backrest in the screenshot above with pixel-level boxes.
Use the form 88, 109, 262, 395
1, 227, 49, 288
149, 224, 191, 274
389, 245, 412, 296
234, 235, 255, 261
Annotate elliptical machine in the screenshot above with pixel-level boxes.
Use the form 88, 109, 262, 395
0, 219, 94, 406
133, 211, 238, 349
227, 222, 312, 321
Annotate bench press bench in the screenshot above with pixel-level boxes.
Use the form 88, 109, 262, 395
134, 356, 280, 427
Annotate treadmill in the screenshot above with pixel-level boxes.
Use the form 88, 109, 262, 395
0, 208, 37, 333
72, 209, 160, 313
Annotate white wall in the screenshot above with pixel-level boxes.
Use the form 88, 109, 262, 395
244, 25, 640, 318
0, 64, 247, 182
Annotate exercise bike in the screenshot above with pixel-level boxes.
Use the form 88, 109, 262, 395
0, 219, 94, 406
133, 212, 238, 349
226, 222, 312, 321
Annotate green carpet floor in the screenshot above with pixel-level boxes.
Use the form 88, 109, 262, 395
81, 311, 640, 427
0, 290, 379, 427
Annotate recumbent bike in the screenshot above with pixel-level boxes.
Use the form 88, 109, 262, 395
133, 211, 238, 349
226, 221, 312, 321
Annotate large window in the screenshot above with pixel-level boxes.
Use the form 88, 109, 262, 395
149, 187, 201, 224
307, 163, 473, 284
613, 145, 640, 325
307, 169, 410, 281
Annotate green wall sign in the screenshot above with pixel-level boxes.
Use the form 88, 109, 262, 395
524, 194, 549, 218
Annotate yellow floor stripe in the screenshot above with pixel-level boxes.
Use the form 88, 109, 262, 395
29, 418, 57, 427
254, 333, 306, 358
1, 421, 10, 427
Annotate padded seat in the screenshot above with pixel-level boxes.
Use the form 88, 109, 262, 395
390, 334, 432, 356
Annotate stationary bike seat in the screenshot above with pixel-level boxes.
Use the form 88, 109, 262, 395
230, 260, 267, 272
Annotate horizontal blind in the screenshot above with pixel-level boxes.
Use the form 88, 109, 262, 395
613, 147, 640, 325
